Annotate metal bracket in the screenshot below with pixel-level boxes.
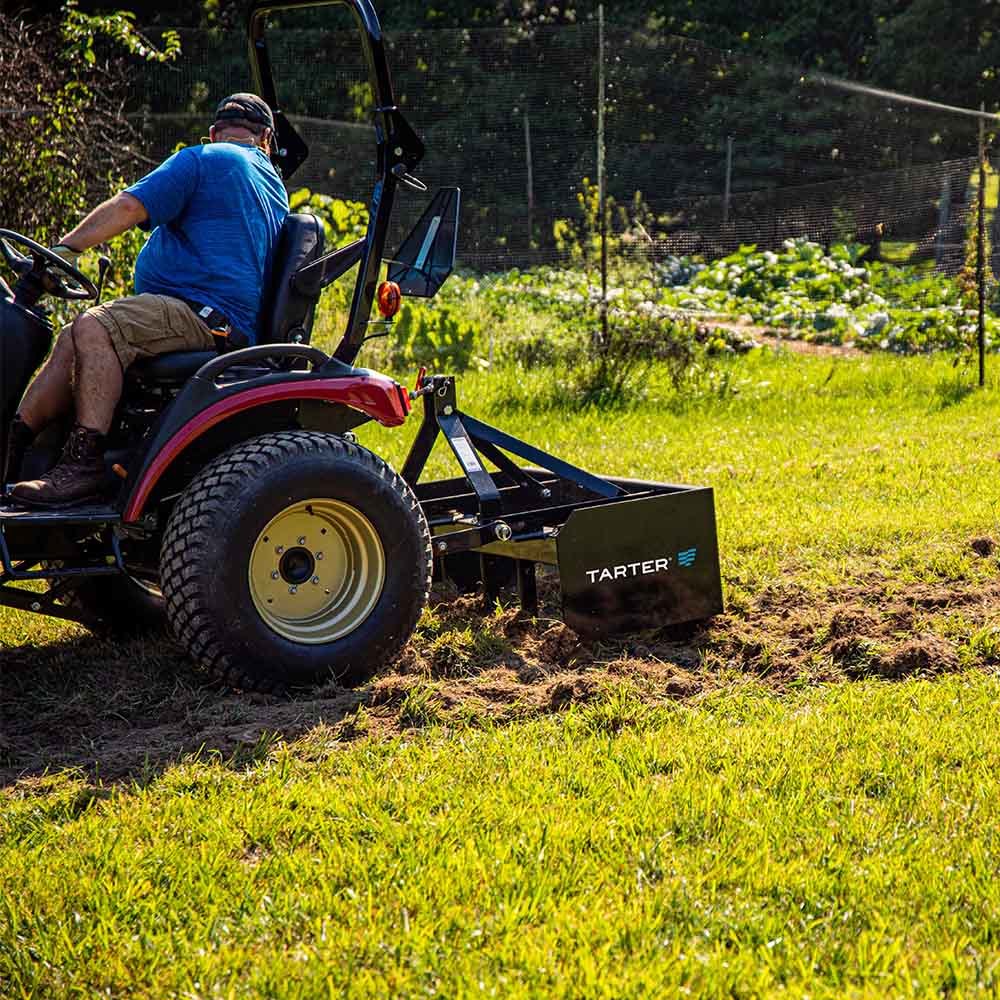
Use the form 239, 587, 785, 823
402, 373, 623, 510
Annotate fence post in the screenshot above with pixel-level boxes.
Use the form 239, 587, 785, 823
979, 103, 986, 388
597, 3, 608, 349
524, 112, 534, 250
935, 173, 951, 266
723, 135, 733, 226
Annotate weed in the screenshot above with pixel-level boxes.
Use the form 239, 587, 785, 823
397, 681, 444, 728
575, 680, 650, 735
961, 624, 1000, 667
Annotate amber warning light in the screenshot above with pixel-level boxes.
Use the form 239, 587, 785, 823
377, 280, 402, 319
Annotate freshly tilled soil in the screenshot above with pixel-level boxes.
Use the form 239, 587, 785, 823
2, 570, 996, 786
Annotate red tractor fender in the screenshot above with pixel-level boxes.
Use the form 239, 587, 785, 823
121, 373, 411, 523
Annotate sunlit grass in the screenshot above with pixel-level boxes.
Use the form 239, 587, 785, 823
6, 347, 1000, 996
354, 347, 1000, 598
6, 675, 1000, 996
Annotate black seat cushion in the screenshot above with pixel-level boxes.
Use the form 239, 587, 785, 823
259, 213, 325, 345
129, 350, 216, 384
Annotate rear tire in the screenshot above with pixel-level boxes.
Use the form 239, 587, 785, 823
160, 431, 432, 691
62, 575, 166, 635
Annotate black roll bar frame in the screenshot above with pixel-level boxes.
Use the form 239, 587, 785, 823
247, 0, 425, 368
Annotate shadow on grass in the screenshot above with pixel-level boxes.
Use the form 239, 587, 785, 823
1, 629, 367, 788
1, 589, 709, 789
932, 373, 977, 409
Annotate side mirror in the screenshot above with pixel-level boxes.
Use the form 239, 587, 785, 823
387, 188, 461, 298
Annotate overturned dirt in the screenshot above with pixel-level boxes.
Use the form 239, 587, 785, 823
3, 570, 999, 786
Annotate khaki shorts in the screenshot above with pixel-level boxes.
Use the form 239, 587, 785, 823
84, 293, 217, 369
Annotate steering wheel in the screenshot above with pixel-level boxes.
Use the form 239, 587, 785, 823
0, 229, 98, 301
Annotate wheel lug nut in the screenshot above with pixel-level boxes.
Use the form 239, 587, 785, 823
316, 552, 323, 560
312, 576, 320, 585
289, 585, 297, 594
275, 545, 284, 554
298, 536, 306, 545
271, 571, 279, 580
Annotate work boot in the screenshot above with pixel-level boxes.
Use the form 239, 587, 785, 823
11, 425, 106, 507
3, 415, 36, 495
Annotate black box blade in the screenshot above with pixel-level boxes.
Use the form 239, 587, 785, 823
556, 488, 723, 636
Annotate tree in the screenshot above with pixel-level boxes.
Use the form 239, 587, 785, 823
0, 3, 178, 242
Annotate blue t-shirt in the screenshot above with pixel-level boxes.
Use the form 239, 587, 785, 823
126, 142, 289, 343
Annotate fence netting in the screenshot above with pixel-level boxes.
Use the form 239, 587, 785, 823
130, 14, 994, 276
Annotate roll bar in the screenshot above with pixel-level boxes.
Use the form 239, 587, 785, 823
246, 1, 425, 368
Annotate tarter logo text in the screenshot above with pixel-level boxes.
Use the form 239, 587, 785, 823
586, 558, 671, 584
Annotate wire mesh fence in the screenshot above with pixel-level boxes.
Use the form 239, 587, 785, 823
124, 15, 995, 280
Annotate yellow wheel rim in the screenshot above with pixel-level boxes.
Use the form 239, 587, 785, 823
248, 499, 385, 644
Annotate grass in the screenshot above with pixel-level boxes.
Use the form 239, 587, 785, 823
6, 346, 1000, 995
353, 347, 1000, 601
6, 676, 1000, 996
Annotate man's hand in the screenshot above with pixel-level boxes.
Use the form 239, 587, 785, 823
48, 244, 82, 269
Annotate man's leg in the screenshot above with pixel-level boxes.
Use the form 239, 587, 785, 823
16, 327, 76, 431
10, 314, 120, 506
12, 294, 215, 507
71, 312, 124, 435
3, 326, 77, 489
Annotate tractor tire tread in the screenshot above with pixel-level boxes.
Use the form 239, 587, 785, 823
161, 430, 431, 691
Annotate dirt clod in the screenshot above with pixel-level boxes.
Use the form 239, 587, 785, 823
547, 676, 599, 709
971, 536, 996, 558
827, 605, 880, 639
878, 635, 959, 679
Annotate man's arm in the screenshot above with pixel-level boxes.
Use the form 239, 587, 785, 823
59, 192, 148, 252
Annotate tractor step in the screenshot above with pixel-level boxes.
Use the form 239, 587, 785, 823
0, 501, 120, 525
0, 501, 124, 583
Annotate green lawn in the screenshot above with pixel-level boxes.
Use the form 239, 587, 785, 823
356, 348, 1000, 598
5, 677, 1000, 997
5, 347, 1000, 997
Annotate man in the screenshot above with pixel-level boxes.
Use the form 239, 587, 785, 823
7, 93, 289, 507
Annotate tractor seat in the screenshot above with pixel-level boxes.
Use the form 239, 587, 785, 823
128, 213, 326, 386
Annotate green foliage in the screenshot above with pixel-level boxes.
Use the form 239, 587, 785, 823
565, 300, 690, 408
553, 178, 669, 269
313, 234, 993, 396
60, 0, 180, 65
288, 188, 369, 246
658, 238, 992, 354
957, 164, 997, 310
1, 4, 179, 245
385, 301, 483, 371
553, 176, 611, 265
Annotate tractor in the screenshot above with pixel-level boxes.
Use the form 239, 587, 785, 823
0, 0, 723, 690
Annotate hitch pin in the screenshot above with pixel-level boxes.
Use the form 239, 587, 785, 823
409, 365, 429, 400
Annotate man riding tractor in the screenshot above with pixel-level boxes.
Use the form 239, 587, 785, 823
0, 0, 723, 690
6, 92, 288, 508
